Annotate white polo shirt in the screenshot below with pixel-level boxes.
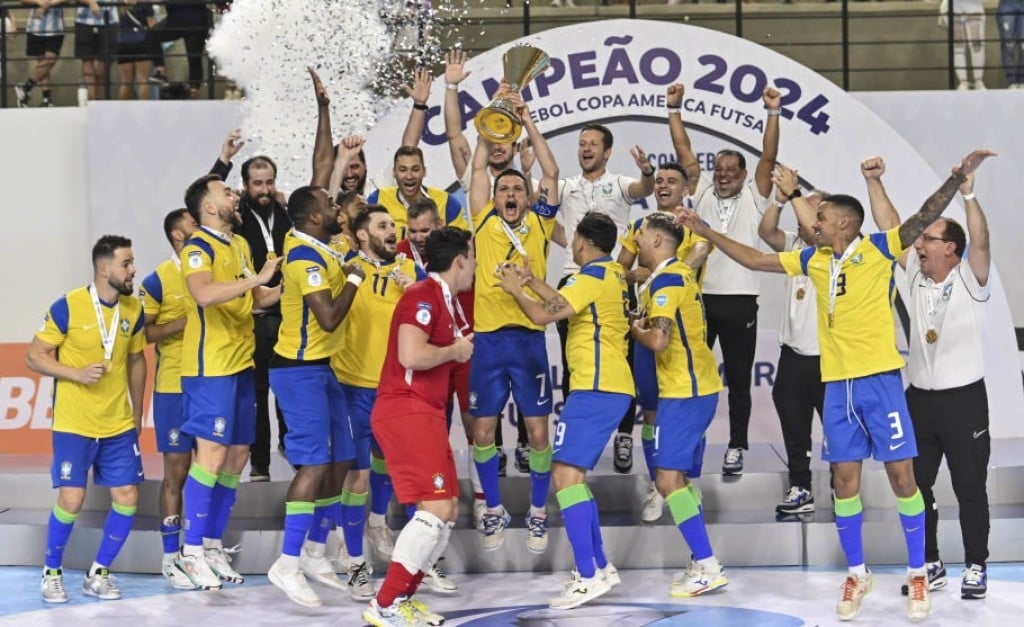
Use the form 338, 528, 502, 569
557, 172, 638, 274
779, 232, 820, 357
906, 251, 989, 390
692, 172, 768, 296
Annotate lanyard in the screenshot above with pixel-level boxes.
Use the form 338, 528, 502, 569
923, 270, 956, 334
429, 272, 468, 338
250, 207, 276, 260
289, 228, 346, 263
170, 252, 181, 269
635, 256, 676, 316
714, 193, 738, 233
499, 218, 529, 256
88, 284, 120, 364
827, 236, 862, 328
409, 243, 424, 270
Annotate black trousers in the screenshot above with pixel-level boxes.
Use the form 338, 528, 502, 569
147, 14, 209, 89
771, 345, 824, 490
251, 313, 287, 469
906, 379, 990, 567
703, 294, 758, 450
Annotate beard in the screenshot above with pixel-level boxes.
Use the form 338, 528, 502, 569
109, 277, 133, 296
325, 217, 344, 236
368, 237, 396, 263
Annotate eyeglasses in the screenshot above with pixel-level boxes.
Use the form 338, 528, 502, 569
919, 235, 952, 243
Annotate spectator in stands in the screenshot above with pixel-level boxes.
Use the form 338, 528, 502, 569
940, 0, 987, 90
116, 2, 158, 100
74, 0, 119, 102
16, 1, 65, 108
148, 0, 211, 98
997, 0, 1024, 88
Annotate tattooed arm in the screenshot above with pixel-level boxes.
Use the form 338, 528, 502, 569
631, 316, 673, 353
898, 149, 995, 248
498, 263, 575, 325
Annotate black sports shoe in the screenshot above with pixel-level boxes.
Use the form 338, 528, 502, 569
613, 433, 634, 473
496, 448, 507, 478
515, 443, 530, 474
901, 560, 947, 595
249, 465, 270, 482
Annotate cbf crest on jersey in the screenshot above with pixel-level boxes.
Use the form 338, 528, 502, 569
655, 294, 669, 308
120, 318, 130, 336
213, 417, 227, 437
432, 473, 445, 492
60, 461, 72, 480
168, 428, 181, 446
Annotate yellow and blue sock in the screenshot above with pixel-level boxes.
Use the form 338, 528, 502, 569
206, 471, 240, 540
641, 424, 657, 482
667, 485, 712, 560
44, 504, 78, 569
557, 484, 596, 578
283, 501, 315, 557
898, 489, 926, 570
95, 502, 136, 567
473, 443, 502, 508
160, 515, 181, 555
339, 489, 368, 559
369, 455, 394, 516
307, 495, 339, 545
182, 464, 217, 547
835, 494, 865, 568
584, 485, 608, 569
529, 445, 552, 510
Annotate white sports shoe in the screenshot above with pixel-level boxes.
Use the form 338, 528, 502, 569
205, 546, 244, 584
906, 573, 931, 621
299, 545, 346, 590
549, 571, 611, 609
174, 549, 223, 590
472, 498, 487, 531
641, 484, 666, 523
406, 597, 445, 625
330, 534, 352, 573
670, 559, 728, 597
268, 556, 322, 608
423, 557, 458, 595
526, 514, 549, 553
600, 562, 621, 588
363, 596, 427, 626
40, 568, 68, 603
367, 523, 396, 560
836, 569, 873, 621
347, 560, 376, 601
480, 507, 512, 551
82, 567, 122, 600
162, 555, 198, 590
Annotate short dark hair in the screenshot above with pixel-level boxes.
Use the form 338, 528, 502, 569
184, 174, 223, 222
241, 155, 277, 184
332, 146, 369, 195
351, 205, 390, 236
287, 186, 325, 228
715, 149, 747, 171
335, 189, 362, 209
92, 234, 132, 269
393, 145, 424, 166
162, 208, 191, 245
821, 193, 865, 230
425, 227, 472, 272
492, 168, 528, 197
940, 218, 967, 257
575, 212, 618, 254
657, 162, 688, 183
580, 124, 613, 151
408, 197, 440, 222
643, 212, 685, 249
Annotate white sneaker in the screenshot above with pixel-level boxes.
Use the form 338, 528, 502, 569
330, 534, 353, 573
906, 573, 931, 621
600, 562, 621, 588
405, 597, 446, 625
549, 571, 611, 609
424, 557, 458, 595
472, 498, 487, 531
973, 79, 986, 90
836, 569, 873, 621
362, 596, 425, 626
41, 568, 68, 603
641, 484, 666, 523
268, 556, 322, 608
300, 545, 347, 590
204, 546, 244, 583
82, 567, 122, 600
174, 549, 223, 590
670, 559, 728, 597
957, 81, 970, 91
526, 514, 549, 553
367, 523, 396, 560
162, 555, 198, 590
347, 560, 376, 601
480, 507, 512, 551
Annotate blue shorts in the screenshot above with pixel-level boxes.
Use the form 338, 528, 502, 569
153, 392, 194, 454
632, 341, 659, 411
51, 429, 143, 488
469, 328, 552, 417
181, 370, 256, 446
552, 391, 633, 470
271, 365, 355, 466
822, 370, 917, 463
342, 384, 378, 471
653, 395, 718, 473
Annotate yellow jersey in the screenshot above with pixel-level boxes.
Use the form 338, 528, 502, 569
329, 235, 352, 258
139, 258, 188, 393
642, 260, 723, 399
366, 186, 468, 240
180, 227, 256, 377
620, 213, 710, 285
332, 252, 423, 388
275, 230, 348, 361
36, 286, 146, 438
473, 202, 558, 333
778, 228, 906, 382
559, 257, 633, 396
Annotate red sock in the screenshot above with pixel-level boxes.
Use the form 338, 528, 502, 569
377, 562, 417, 608
406, 570, 426, 597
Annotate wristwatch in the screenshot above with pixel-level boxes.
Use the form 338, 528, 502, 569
787, 188, 803, 201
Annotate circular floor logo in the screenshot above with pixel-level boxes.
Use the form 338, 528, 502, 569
443, 602, 804, 626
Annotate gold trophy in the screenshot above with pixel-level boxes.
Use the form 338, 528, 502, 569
474, 45, 551, 144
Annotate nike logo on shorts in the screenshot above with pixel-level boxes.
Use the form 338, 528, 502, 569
973, 429, 987, 439
889, 442, 906, 451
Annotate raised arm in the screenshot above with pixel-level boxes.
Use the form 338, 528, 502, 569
309, 67, 334, 188
498, 262, 575, 325
772, 164, 817, 234
400, 67, 432, 148
186, 256, 282, 308
678, 209, 785, 273
626, 145, 655, 201
667, 83, 701, 183
519, 99, 559, 205
631, 316, 672, 353
469, 137, 493, 218
327, 135, 365, 201
212, 128, 245, 178
960, 173, 990, 286
757, 188, 789, 253
754, 87, 782, 198
444, 49, 474, 180
898, 149, 995, 248
860, 156, 901, 231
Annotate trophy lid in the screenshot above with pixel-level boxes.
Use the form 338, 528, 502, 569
502, 45, 551, 91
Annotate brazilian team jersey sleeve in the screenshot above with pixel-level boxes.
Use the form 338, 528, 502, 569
559, 258, 634, 396
778, 227, 906, 382
332, 253, 419, 388
275, 230, 347, 361
620, 213, 710, 286
642, 261, 723, 399
179, 228, 256, 377
139, 259, 188, 393
35, 286, 145, 437
368, 186, 468, 240
473, 201, 559, 332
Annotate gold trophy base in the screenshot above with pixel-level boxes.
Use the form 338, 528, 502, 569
474, 104, 524, 144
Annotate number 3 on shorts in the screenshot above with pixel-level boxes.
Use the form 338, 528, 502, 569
888, 411, 904, 440
553, 421, 567, 447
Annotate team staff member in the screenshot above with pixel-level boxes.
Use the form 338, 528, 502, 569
28, 235, 147, 602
